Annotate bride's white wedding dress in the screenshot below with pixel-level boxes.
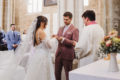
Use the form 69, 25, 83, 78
0, 51, 16, 80
0, 18, 57, 80
0, 51, 26, 80
24, 38, 56, 80
15, 18, 57, 80
0, 39, 56, 80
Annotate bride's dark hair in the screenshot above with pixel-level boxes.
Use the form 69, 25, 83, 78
33, 16, 48, 46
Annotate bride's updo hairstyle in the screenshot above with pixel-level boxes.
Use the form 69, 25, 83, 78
34, 16, 48, 46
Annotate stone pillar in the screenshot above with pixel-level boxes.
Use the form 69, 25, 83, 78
103, 0, 107, 34
74, 0, 84, 33
58, 0, 84, 33
0, 0, 3, 28
108, 0, 113, 30
7, 0, 15, 31
7, 0, 11, 31
58, 0, 66, 26
66, 0, 74, 24
112, 0, 120, 35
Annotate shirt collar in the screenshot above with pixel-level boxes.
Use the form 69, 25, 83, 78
65, 24, 71, 28
11, 30, 15, 32
88, 21, 97, 26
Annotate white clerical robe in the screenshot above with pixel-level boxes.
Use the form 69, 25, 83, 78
75, 24, 104, 67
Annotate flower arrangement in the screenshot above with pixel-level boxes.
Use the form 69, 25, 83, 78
100, 30, 120, 54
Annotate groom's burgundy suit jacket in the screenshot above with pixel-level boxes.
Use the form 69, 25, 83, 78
56, 24, 79, 60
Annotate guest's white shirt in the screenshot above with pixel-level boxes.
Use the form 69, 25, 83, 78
75, 24, 104, 67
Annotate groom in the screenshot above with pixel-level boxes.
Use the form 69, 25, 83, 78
54, 12, 79, 80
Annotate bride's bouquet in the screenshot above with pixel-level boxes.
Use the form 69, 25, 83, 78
100, 30, 120, 54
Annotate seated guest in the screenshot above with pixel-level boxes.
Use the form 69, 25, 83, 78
23, 29, 27, 34
0, 27, 7, 50
6, 24, 21, 51
0, 27, 6, 42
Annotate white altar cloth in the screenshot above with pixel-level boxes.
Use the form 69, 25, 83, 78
70, 57, 120, 80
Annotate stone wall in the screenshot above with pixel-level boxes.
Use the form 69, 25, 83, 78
15, 0, 58, 35
1, 0, 120, 35
112, 0, 120, 35
84, 0, 108, 34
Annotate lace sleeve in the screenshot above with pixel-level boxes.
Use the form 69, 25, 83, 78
45, 37, 57, 80
44, 38, 58, 53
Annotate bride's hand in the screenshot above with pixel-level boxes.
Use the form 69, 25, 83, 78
52, 35, 58, 38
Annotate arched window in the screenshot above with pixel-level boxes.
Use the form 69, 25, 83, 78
84, 0, 89, 6
27, 0, 42, 13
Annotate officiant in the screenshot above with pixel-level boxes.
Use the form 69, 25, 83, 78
75, 10, 105, 67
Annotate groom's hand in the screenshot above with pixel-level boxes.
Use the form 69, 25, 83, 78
57, 37, 63, 42
52, 35, 64, 42
72, 41, 77, 46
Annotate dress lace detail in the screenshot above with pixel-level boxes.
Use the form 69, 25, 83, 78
24, 38, 55, 80
0, 18, 57, 80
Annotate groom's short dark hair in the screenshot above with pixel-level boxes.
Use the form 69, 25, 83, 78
10, 24, 15, 27
82, 10, 96, 21
63, 12, 73, 19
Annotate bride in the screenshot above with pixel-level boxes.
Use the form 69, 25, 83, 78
23, 16, 56, 80
0, 15, 57, 80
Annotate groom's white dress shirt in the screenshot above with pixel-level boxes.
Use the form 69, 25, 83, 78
61, 24, 71, 43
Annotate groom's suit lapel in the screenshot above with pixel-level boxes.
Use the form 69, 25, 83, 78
10, 31, 17, 40
9, 31, 13, 39
59, 24, 73, 38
